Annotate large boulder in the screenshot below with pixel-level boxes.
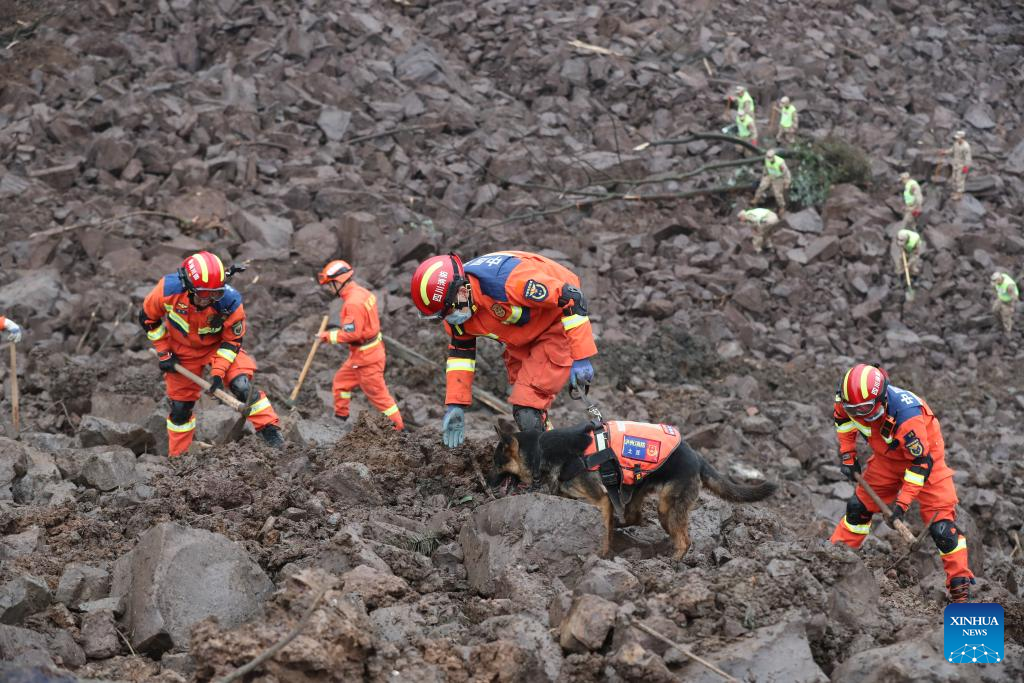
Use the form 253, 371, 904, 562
55, 446, 138, 492
55, 562, 110, 609
0, 625, 55, 668
459, 494, 603, 596
78, 414, 157, 454
0, 576, 52, 625
110, 522, 273, 654
676, 619, 827, 682
830, 627, 1002, 682
0, 269, 65, 318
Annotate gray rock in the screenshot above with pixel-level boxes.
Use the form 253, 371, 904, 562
611, 641, 675, 681
317, 108, 352, 141
78, 415, 156, 455
785, 208, 823, 234
27, 158, 83, 191
479, 614, 563, 681
964, 104, 996, 130
293, 222, 340, 266
88, 132, 135, 172
238, 211, 294, 249
318, 463, 382, 507
110, 522, 273, 654
559, 593, 616, 652
47, 629, 85, 668
0, 269, 65, 317
0, 526, 42, 560
56, 446, 138, 492
370, 604, 426, 643
56, 562, 110, 609
78, 596, 124, 615
291, 417, 348, 448
573, 559, 641, 602
459, 494, 603, 596
0, 575, 52, 625
340, 565, 409, 609
676, 619, 827, 682
829, 559, 879, 629
830, 627, 971, 681
81, 610, 120, 660
0, 624, 55, 668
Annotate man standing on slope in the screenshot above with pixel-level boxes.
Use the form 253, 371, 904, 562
411, 252, 597, 447
830, 364, 974, 603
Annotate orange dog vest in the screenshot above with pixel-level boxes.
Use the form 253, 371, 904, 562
584, 420, 681, 485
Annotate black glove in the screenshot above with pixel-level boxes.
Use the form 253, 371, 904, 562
158, 352, 179, 373
839, 457, 861, 483
208, 375, 225, 396
886, 505, 906, 529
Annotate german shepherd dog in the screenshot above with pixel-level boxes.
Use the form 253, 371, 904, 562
491, 420, 777, 559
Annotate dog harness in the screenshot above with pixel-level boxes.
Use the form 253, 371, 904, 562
581, 420, 681, 486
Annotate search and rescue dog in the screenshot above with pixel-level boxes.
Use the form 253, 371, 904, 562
490, 419, 777, 559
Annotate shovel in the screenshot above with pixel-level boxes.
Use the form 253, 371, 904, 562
219, 381, 258, 446
8, 344, 19, 439
853, 471, 915, 542
901, 250, 915, 302
885, 511, 940, 572
149, 349, 246, 413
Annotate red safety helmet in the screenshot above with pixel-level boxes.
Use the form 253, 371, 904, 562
318, 260, 354, 288
410, 253, 466, 318
838, 364, 890, 422
179, 251, 227, 302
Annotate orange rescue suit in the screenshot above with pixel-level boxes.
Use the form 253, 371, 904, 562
829, 385, 972, 587
323, 282, 402, 429
141, 274, 279, 456
444, 251, 598, 411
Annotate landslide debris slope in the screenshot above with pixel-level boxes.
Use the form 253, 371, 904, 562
1, 0, 1022, 681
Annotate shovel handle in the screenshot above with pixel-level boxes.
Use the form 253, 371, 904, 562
289, 315, 329, 403
9, 344, 19, 437
853, 472, 915, 542
149, 349, 246, 412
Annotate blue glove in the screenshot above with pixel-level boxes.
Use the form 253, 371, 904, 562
442, 405, 465, 448
570, 358, 595, 390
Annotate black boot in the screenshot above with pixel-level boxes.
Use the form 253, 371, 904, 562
512, 405, 546, 432
949, 577, 973, 603
258, 425, 285, 449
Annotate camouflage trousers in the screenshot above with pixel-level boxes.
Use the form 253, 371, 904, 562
993, 299, 1015, 335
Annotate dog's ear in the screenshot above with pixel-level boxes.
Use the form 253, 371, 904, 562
493, 423, 508, 442
497, 418, 517, 437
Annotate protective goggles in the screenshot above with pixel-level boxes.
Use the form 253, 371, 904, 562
842, 398, 882, 418
192, 287, 226, 302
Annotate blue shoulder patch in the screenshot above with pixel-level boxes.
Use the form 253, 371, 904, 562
215, 286, 242, 314
162, 273, 185, 296
886, 385, 923, 424
464, 253, 521, 302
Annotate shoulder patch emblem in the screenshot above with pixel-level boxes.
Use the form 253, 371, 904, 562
231, 321, 244, 336
523, 279, 548, 302
661, 424, 678, 436
905, 432, 924, 458
490, 303, 506, 318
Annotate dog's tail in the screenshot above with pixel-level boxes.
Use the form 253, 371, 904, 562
699, 456, 777, 502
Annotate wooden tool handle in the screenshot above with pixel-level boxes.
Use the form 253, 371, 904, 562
854, 472, 915, 542
901, 249, 913, 288
289, 316, 329, 403
9, 344, 19, 437
149, 349, 245, 412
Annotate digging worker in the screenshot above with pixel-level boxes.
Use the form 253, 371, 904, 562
893, 228, 924, 276
737, 207, 778, 253
0, 315, 23, 344
941, 131, 972, 201
752, 149, 790, 212
991, 271, 1019, 336
317, 260, 403, 430
730, 85, 755, 120
899, 172, 923, 230
410, 251, 597, 448
140, 251, 284, 456
775, 96, 799, 146
830, 364, 975, 603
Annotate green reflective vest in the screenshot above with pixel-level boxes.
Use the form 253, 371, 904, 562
779, 105, 796, 128
765, 156, 786, 176
995, 275, 1019, 303
898, 229, 920, 252
743, 208, 777, 224
903, 179, 920, 206
737, 114, 754, 138
737, 91, 754, 116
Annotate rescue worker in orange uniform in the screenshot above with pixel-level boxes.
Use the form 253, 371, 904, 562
830, 364, 974, 603
317, 260, 403, 430
139, 252, 284, 456
410, 252, 598, 447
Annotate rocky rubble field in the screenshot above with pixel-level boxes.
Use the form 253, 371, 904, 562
2, 0, 1024, 681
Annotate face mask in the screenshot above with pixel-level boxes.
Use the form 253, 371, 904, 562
445, 308, 472, 325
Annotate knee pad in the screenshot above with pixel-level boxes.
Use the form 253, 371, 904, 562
168, 400, 195, 425
512, 406, 546, 432
929, 519, 961, 553
845, 496, 872, 525
229, 374, 252, 402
